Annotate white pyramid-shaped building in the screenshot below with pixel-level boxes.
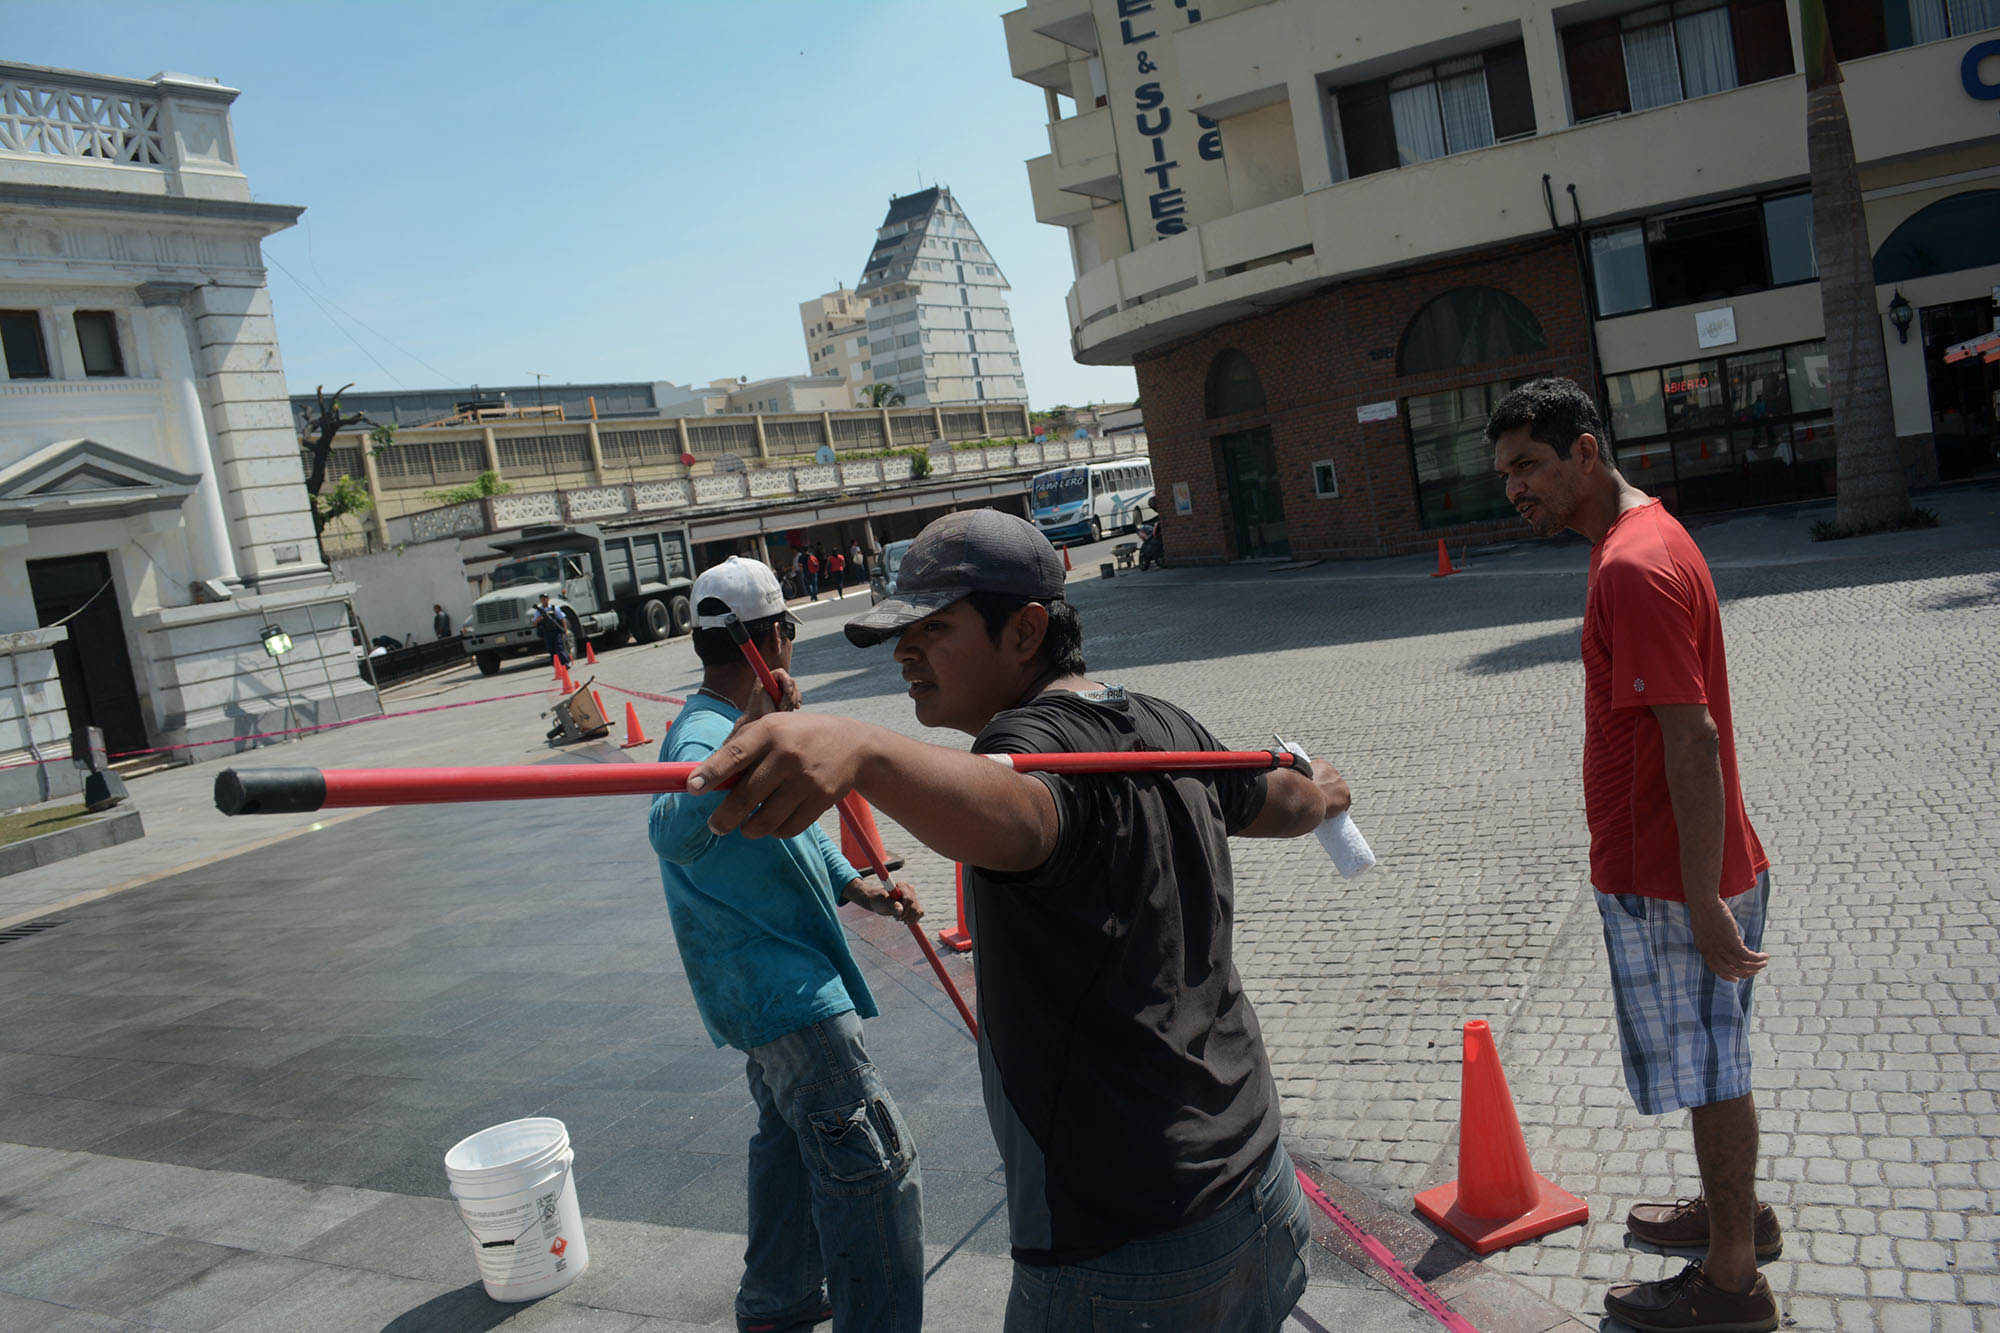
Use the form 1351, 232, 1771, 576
855, 187, 1027, 407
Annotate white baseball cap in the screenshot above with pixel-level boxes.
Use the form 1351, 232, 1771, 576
691, 556, 796, 630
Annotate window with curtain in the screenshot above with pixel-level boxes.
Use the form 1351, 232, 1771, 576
1564, 1, 1791, 119
1587, 189, 1814, 316
1335, 41, 1535, 178
1827, 0, 1996, 58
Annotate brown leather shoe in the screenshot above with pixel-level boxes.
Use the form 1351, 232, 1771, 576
1605, 1263, 1779, 1332
1626, 1197, 1783, 1258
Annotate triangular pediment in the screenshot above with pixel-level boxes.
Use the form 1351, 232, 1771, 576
0, 438, 201, 501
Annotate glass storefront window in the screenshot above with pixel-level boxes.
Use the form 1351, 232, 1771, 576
1727, 349, 1789, 424
1661, 359, 1728, 432
1785, 342, 1830, 414
1407, 381, 1518, 528
1762, 192, 1816, 286
1606, 368, 1667, 440
1590, 225, 1651, 316
1617, 437, 1674, 477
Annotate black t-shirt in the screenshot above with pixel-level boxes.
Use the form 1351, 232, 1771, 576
968, 686, 1279, 1265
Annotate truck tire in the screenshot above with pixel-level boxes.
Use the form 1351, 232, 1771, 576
633, 598, 670, 643
475, 650, 501, 677
668, 594, 693, 637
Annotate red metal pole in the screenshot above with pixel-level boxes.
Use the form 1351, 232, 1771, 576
729, 621, 980, 1039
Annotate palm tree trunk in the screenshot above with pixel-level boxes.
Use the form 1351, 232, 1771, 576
1802, 8, 1910, 531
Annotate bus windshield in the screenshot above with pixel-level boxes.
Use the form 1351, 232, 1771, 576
491, 556, 562, 589
1032, 469, 1087, 508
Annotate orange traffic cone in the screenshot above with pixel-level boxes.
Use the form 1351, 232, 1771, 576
1415, 1020, 1588, 1253
551, 653, 564, 683
937, 862, 972, 953
558, 660, 575, 693
590, 690, 609, 729
1062, 544, 1074, 571
839, 794, 905, 874
1429, 539, 1459, 578
620, 701, 651, 749
585, 641, 598, 665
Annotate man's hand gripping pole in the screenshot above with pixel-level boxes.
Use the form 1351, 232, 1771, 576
725, 615, 980, 1039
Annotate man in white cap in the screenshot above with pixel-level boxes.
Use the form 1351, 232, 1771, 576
647, 555, 926, 1333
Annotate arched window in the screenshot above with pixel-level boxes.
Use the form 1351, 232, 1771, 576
1205, 348, 1266, 418
1873, 191, 2000, 285
1399, 287, 1546, 375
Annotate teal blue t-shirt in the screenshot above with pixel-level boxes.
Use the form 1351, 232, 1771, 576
647, 693, 875, 1050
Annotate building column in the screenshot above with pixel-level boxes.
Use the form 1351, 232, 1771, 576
359, 436, 391, 546
752, 413, 771, 463
137, 286, 240, 588
820, 410, 835, 456
978, 406, 992, 438
48, 306, 84, 380
675, 417, 693, 464
931, 406, 946, 440
480, 426, 501, 474
585, 421, 607, 483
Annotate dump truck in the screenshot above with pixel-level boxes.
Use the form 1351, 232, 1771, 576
464, 522, 695, 675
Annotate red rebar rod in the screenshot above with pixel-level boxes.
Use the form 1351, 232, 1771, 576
726, 619, 981, 1039
213, 749, 1308, 816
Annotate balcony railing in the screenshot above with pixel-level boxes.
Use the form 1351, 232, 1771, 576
0, 76, 163, 164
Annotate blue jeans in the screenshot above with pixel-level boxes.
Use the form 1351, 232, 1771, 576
740, 1010, 923, 1332
1005, 1141, 1309, 1332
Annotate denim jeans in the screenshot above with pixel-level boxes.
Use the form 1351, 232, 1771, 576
1004, 1141, 1309, 1332
739, 1010, 923, 1332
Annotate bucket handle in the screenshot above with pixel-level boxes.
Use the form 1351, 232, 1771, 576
456, 1156, 573, 1250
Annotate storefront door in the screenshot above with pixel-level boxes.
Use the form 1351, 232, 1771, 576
1922, 300, 1999, 481
1217, 428, 1289, 559
28, 553, 147, 755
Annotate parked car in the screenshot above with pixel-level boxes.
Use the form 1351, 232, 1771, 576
868, 539, 916, 605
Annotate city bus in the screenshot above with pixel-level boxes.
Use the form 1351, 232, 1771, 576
1029, 456, 1154, 545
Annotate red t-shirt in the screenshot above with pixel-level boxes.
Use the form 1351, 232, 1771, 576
806, 554, 819, 573
1582, 500, 1767, 901
830, 553, 845, 573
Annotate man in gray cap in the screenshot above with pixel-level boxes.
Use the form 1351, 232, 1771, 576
687, 509, 1353, 1332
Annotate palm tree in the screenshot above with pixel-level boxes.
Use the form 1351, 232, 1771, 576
1801, 0, 1910, 532
863, 383, 906, 408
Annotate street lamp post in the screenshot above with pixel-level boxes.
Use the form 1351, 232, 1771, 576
531, 371, 549, 414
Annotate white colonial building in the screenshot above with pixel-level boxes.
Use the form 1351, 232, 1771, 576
0, 61, 373, 807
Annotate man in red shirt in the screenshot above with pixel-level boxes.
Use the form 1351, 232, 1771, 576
829, 548, 848, 598
1489, 378, 1778, 1333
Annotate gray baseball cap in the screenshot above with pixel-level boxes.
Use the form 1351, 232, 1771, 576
844, 509, 1066, 647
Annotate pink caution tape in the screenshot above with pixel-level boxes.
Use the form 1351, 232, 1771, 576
1294, 1169, 1481, 1333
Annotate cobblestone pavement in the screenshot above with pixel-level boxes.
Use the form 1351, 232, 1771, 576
5, 485, 1997, 1328
813, 485, 2000, 1330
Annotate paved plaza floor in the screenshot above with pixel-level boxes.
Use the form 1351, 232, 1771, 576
2, 484, 1997, 1329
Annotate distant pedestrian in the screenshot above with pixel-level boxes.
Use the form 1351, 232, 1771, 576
433, 603, 453, 640
530, 593, 572, 667
1489, 378, 1779, 1333
650, 556, 926, 1331
851, 541, 866, 579
804, 549, 820, 601
829, 548, 847, 598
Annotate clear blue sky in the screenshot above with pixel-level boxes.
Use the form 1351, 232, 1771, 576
13, 0, 1137, 409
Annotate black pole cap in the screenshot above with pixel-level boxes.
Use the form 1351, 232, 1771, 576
214, 768, 327, 816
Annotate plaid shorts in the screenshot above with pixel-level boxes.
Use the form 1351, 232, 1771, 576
1597, 872, 1770, 1115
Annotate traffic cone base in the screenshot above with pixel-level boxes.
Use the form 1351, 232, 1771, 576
1415, 1020, 1587, 1253
585, 642, 599, 665
1429, 538, 1459, 578
1415, 1173, 1589, 1254
620, 700, 651, 749
937, 862, 972, 953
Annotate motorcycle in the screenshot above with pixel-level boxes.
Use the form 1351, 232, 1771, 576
1137, 515, 1165, 571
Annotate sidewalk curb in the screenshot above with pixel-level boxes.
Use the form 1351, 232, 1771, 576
1292, 1152, 1592, 1332
0, 805, 145, 879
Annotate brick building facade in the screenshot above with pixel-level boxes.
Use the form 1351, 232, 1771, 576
1136, 237, 1590, 564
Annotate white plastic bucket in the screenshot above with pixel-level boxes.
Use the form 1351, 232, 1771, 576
445, 1116, 589, 1302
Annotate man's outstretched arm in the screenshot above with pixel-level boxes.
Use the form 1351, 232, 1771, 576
688, 713, 1059, 873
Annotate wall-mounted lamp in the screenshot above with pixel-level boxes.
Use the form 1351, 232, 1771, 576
1888, 291, 1914, 344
